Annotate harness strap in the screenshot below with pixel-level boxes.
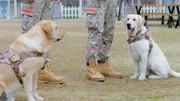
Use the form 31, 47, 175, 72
127, 29, 153, 56
148, 38, 153, 56
0, 49, 43, 84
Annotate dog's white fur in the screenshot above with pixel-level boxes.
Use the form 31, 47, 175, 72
125, 14, 180, 81
0, 20, 64, 101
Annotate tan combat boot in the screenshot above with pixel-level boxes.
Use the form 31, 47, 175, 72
38, 64, 64, 84
98, 58, 122, 78
87, 59, 105, 82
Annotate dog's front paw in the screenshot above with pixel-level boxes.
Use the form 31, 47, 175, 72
34, 95, 44, 101
130, 75, 138, 80
28, 97, 36, 101
7, 97, 15, 101
138, 75, 146, 81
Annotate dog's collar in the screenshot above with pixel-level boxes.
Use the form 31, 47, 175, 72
128, 27, 149, 38
127, 29, 150, 44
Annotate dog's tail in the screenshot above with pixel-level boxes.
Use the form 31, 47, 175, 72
169, 69, 180, 77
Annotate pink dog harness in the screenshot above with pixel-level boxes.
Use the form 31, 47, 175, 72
127, 29, 153, 55
0, 49, 43, 80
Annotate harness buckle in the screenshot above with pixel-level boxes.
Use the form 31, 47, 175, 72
10, 54, 21, 63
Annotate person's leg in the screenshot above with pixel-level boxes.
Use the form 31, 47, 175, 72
97, 0, 122, 78
21, 0, 45, 33
86, 0, 108, 82
41, 0, 54, 20
38, 0, 64, 84
32, 0, 46, 24
21, 1, 34, 33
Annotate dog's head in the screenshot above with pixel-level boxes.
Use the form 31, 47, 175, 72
40, 20, 65, 42
125, 14, 145, 36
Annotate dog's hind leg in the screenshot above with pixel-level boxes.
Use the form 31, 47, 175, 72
148, 75, 167, 79
32, 72, 44, 101
0, 91, 15, 101
149, 64, 168, 79
0, 78, 21, 101
0, 91, 8, 101
5, 92, 15, 101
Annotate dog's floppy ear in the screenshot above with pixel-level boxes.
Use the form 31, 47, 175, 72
42, 22, 53, 40
138, 15, 145, 28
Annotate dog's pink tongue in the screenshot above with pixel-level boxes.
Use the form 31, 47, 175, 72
128, 29, 132, 33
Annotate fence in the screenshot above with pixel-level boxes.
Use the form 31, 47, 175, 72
61, 6, 81, 18
140, 6, 167, 17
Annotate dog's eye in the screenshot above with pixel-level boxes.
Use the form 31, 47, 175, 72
127, 18, 129, 20
133, 19, 136, 21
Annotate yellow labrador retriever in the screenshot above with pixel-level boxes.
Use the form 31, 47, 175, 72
0, 20, 64, 101
125, 14, 180, 81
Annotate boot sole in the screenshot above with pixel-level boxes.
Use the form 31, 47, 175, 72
38, 80, 64, 84
87, 77, 105, 82
102, 74, 123, 79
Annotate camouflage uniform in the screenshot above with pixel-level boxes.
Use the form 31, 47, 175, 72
86, 0, 118, 62
21, 0, 54, 33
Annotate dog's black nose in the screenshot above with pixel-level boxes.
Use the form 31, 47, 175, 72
127, 23, 131, 29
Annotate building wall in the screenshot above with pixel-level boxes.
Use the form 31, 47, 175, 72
0, 0, 23, 18
82, 0, 86, 16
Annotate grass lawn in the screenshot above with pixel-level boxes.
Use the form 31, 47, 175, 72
0, 19, 180, 101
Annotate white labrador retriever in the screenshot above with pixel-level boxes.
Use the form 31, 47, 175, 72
125, 14, 180, 81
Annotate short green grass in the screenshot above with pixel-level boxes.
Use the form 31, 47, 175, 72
0, 19, 180, 101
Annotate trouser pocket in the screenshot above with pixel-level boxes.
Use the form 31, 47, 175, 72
86, 8, 98, 28
86, 14, 98, 28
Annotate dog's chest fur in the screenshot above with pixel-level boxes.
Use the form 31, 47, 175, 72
129, 39, 150, 60
128, 28, 151, 61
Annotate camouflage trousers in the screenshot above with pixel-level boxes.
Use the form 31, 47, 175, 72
86, 0, 118, 62
21, 0, 54, 33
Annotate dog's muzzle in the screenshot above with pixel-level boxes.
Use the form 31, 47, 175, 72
127, 23, 135, 35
